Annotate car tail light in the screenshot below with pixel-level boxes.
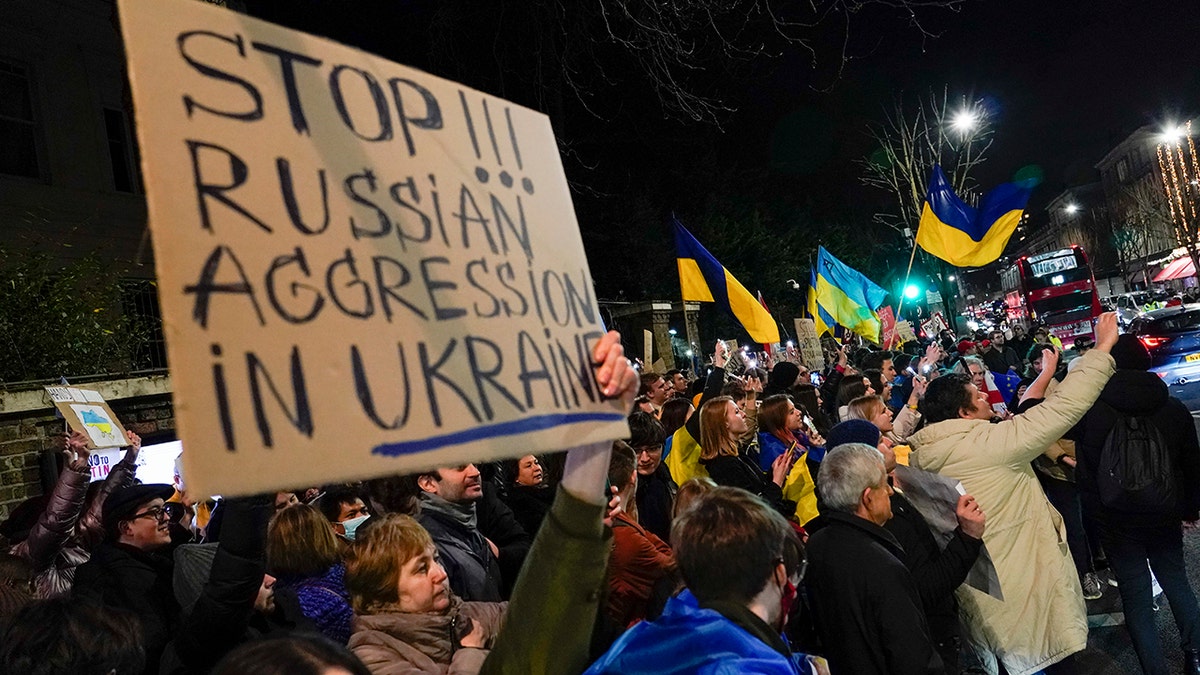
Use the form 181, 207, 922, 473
1140, 336, 1173, 349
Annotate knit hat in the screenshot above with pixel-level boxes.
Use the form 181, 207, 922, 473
764, 362, 801, 397
173, 543, 219, 615
1110, 333, 1152, 371
826, 419, 882, 450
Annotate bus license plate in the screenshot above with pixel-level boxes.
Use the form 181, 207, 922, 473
1186, 354, 1200, 363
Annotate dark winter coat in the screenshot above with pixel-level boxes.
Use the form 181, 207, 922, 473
804, 510, 943, 675
1069, 369, 1200, 528
701, 453, 796, 520
884, 491, 981, 651
633, 463, 677, 543
73, 542, 179, 675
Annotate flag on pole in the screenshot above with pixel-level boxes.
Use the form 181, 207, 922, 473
673, 219, 780, 344
807, 268, 834, 337
916, 165, 1036, 268
812, 246, 888, 343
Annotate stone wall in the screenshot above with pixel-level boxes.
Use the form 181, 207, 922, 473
0, 375, 173, 522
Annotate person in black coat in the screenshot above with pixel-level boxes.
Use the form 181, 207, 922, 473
1068, 334, 1200, 675
824, 419, 984, 674
73, 483, 179, 675
697, 396, 796, 520
628, 412, 677, 542
160, 495, 318, 675
804, 443, 943, 675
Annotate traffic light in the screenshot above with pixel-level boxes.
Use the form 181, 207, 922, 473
903, 283, 921, 300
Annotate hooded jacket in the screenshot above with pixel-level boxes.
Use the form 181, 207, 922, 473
907, 349, 1115, 675
1069, 368, 1200, 528
584, 589, 814, 675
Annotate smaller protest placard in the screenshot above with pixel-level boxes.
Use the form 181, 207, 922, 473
895, 320, 917, 343
643, 330, 654, 367
45, 387, 130, 449
879, 306, 897, 348
793, 319, 826, 370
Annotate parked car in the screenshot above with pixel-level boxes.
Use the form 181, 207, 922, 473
1128, 304, 1200, 410
1111, 291, 1152, 326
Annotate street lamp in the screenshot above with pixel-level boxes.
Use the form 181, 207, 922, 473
1065, 203, 1080, 215
951, 108, 979, 136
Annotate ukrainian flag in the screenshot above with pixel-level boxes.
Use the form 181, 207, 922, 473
674, 219, 780, 344
813, 247, 888, 343
916, 165, 1036, 268
807, 268, 834, 336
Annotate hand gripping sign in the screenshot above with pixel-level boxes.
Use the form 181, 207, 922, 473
117, 0, 629, 496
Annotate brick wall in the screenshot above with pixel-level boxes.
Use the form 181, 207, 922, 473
0, 376, 173, 523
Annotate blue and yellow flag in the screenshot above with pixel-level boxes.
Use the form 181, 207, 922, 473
807, 268, 834, 336
916, 165, 1036, 267
813, 247, 888, 342
673, 219, 780, 344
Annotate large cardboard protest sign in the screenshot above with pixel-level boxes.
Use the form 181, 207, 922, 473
792, 319, 825, 370
117, 0, 629, 496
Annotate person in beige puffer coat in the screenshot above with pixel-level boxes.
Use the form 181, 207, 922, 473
907, 314, 1119, 675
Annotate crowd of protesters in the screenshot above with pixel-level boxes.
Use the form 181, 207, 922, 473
2, 314, 1200, 675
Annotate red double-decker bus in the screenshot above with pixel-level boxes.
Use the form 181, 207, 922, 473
1000, 246, 1103, 343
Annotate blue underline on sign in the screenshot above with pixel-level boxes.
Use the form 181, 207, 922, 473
370, 412, 629, 457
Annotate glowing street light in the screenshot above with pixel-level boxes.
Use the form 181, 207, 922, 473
951, 108, 979, 135
1160, 124, 1187, 143
1065, 203, 1080, 214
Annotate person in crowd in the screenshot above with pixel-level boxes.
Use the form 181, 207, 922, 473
1032, 325, 1063, 352
410, 463, 531, 602
1008, 324, 1033, 362
671, 477, 718, 520
845, 387, 923, 446
212, 634, 372, 675
791, 384, 832, 437
666, 340, 730, 485
763, 361, 804, 399
628, 412, 676, 543
0, 553, 33, 625
1, 430, 141, 598
267, 504, 354, 644
757, 394, 821, 525
163, 496, 316, 673
499, 455, 555, 535
822, 420, 985, 673
721, 378, 759, 447
274, 492, 300, 513
318, 485, 373, 542
835, 376, 871, 422
604, 441, 677, 629
859, 350, 897, 385
956, 339, 977, 358
698, 396, 796, 519
345, 512, 507, 674
907, 313, 1119, 675
73, 483, 179, 674
585, 486, 817, 674
638, 372, 672, 414
981, 330, 1022, 373
658, 398, 693, 438
665, 369, 689, 399
1, 597, 147, 675
805, 443, 944, 674
1069, 334, 1200, 675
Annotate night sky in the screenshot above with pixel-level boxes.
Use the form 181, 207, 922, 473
240, 0, 1200, 313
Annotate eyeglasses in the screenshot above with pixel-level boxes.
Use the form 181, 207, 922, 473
130, 506, 169, 522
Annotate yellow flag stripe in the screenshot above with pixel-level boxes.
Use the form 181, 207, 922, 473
815, 274, 881, 341
724, 269, 780, 344
916, 203, 1023, 268
677, 258, 716, 302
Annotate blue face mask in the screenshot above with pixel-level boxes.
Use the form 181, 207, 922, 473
341, 514, 370, 541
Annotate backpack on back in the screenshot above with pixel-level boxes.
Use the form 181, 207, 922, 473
1097, 412, 1179, 513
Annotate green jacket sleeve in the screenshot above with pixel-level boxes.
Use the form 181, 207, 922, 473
479, 487, 611, 675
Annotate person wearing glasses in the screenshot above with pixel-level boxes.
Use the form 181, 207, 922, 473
73, 483, 178, 675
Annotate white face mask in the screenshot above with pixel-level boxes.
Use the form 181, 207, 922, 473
340, 514, 370, 541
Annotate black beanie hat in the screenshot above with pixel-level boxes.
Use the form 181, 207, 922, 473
1110, 333, 1152, 371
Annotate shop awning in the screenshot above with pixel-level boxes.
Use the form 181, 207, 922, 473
1153, 256, 1196, 282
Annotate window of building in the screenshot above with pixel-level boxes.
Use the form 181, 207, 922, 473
0, 60, 41, 179
104, 107, 139, 193
1117, 159, 1128, 182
